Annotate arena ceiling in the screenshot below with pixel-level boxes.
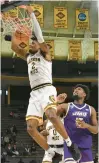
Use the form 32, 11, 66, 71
1, 1, 98, 35
1, 1, 98, 56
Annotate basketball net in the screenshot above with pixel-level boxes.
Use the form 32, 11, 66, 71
1, 5, 33, 37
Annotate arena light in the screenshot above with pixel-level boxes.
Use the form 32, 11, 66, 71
6, 90, 8, 95
0, 90, 2, 95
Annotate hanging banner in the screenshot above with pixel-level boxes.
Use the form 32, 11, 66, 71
69, 40, 82, 61
76, 9, 89, 30
3, 7, 18, 18
46, 40, 54, 59
30, 4, 43, 27
94, 41, 98, 60
54, 7, 68, 28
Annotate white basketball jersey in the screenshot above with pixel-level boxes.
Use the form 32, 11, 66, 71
46, 120, 64, 145
27, 50, 52, 88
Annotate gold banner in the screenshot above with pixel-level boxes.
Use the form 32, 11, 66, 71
54, 7, 67, 28
69, 40, 82, 61
46, 40, 54, 59
76, 9, 89, 29
30, 4, 43, 27
3, 7, 18, 18
94, 41, 98, 60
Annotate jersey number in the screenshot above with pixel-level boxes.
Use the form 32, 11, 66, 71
52, 129, 59, 140
30, 62, 38, 74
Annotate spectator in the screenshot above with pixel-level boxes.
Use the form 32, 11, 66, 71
1, 154, 6, 163
14, 112, 20, 119
18, 158, 24, 163
30, 142, 36, 153
9, 112, 14, 118
94, 153, 99, 163
4, 135, 9, 147
9, 136, 13, 144
5, 125, 11, 135
24, 145, 30, 156
6, 144, 13, 156
12, 132, 17, 144
12, 125, 17, 134
1, 132, 4, 147
12, 144, 19, 156
18, 143, 24, 156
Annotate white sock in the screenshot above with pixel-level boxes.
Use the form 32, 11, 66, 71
65, 137, 72, 147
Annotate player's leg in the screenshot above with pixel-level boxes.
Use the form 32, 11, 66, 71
26, 95, 54, 153
27, 118, 49, 150
42, 150, 55, 163
64, 143, 77, 163
55, 147, 64, 163
79, 148, 94, 163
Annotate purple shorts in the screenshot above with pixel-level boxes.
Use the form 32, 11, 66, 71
64, 142, 93, 162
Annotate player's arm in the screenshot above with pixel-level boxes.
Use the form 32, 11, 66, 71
76, 106, 98, 134
11, 33, 27, 61
57, 103, 68, 116
26, 6, 51, 61
86, 106, 98, 134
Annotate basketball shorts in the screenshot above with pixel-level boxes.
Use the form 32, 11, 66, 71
26, 85, 57, 125
64, 142, 93, 163
42, 147, 64, 163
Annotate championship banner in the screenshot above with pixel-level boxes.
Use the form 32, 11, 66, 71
3, 7, 18, 18
76, 9, 89, 30
46, 40, 54, 59
69, 40, 82, 61
94, 41, 98, 60
30, 4, 43, 27
54, 7, 67, 28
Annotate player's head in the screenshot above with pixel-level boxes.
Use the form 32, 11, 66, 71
29, 35, 40, 53
73, 84, 90, 101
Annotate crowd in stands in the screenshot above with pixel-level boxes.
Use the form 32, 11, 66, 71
1, 120, 37, 160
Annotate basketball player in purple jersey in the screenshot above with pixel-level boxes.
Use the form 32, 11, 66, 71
57, 84, 98, 163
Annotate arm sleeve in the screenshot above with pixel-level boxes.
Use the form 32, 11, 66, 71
30, 12, 44, 43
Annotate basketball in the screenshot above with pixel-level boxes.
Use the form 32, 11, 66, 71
15, 29, 29, 41
13, 27, 30, 52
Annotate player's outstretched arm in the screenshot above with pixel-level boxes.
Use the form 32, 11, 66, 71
26, 6, 51, 61
57, 93, 67, 104
57, 103, 68, 116
11, 33, 27, 61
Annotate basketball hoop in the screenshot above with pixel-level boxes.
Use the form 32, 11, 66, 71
1, 5, 33, 38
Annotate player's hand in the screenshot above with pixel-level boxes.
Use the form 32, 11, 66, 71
40, 130, 49, 136
76, 118, 89, 129
26, 6, 33, 15
57, 93, 67, 103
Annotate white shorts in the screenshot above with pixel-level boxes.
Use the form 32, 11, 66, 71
43, 147, 64, 162
26, 85, 57, 125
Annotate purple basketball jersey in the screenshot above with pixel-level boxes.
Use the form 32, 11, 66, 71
64, 102, 92, 148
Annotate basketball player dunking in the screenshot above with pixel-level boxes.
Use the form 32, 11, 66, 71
57, 84, 98, 163
11, 6, 81, 161
41, 118, 64, 163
